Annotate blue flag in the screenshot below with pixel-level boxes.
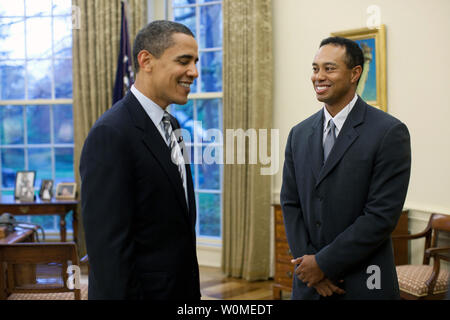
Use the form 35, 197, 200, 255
113, 1, 134, 104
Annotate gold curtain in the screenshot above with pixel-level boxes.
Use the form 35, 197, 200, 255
222, 0, 273, 280
72, 0, 147, 256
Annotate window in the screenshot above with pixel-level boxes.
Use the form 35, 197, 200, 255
169, 0, 223, 239
0, 0, 74, 232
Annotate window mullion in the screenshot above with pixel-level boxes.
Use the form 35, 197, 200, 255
23, 0, 28, 100
196, 3, 201, 93
194, 99, 200, 235
51, 4, 55, 100
23, 105, 28, 170
50, 104, 55, 182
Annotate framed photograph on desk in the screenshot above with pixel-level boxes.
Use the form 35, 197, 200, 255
14, 171, 36, 201
55, 182, 77, 200
39, 179, 54, 201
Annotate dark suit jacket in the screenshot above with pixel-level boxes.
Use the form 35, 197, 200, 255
80, 92, 200, 300
281, 97, 411, 300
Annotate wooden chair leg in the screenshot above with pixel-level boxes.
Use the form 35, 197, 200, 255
74, 288, 81, 300
273, 286, 282, 300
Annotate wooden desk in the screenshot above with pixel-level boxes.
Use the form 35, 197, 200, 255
0, 228, 37, 299
0, 228, 35, 244
0, 196, 78, 244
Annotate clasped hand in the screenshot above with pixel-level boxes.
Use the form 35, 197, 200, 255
291, 255, 345, 297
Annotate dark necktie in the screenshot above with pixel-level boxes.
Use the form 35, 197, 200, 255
323, 119, 336, 162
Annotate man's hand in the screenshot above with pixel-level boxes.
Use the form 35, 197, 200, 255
313, 278, 345, 297
291, 255, 324, 286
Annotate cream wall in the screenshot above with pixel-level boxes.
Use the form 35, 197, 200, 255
272, 0, 450, 265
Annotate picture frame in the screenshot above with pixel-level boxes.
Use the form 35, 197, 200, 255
331, 24, 387, 111
39, 179, 54, 201
55, 182, 77, 200
14, 170, 36, 201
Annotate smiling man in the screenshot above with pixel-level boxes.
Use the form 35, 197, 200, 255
80, 21, 200, 300
281, 37, 411, 299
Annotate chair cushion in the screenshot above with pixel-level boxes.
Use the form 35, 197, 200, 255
7, 282, 88, 300
396, 265, 449, 297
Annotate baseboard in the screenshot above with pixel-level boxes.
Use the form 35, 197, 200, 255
197, 243, 222, 268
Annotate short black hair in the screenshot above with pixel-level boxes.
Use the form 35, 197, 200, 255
132, 20, 195, 72
320, 36, 364, 82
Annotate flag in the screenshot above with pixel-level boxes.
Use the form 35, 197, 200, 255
113, 1, 134, 104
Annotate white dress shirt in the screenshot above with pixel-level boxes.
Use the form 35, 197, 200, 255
323, 94, 358, 145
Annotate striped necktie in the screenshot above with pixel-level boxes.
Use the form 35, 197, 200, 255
162, 112, 187, 200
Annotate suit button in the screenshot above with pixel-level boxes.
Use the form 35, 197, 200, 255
316, 221, 321, 227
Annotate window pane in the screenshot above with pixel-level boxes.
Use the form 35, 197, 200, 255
28, 147, 52, 187
173, 0, 196, 6
27, 59, 52, 99
174, 6, 196, 36
30, 215, 55, 230
0, 60, 25, 99
27, 105, 51, 144
54, 59, 72, 98
0, 18, 25, 59
198, 149, 221, 189
53, 104, 73, 143
1, 190, 14, 197
52, 0, 72, 15
197, 98, 220, 131
65, 210, 73, 231
0, 1, 24, 16
200, 51, 222, 92
170, 100, 194, 143
198, 192, 220, 237
54, 147, 73, 185
1, 148, 24, 188
0, 105, 24, 144
25, 0, 52, 16
26, 17, 52, 59
200, 4, 222, 49
53, 16, 72, 58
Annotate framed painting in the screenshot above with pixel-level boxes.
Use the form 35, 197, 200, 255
331, 24, 387, 111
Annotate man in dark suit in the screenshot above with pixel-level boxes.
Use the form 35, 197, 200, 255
280, 37, 411, 299
80, 20, 200, 300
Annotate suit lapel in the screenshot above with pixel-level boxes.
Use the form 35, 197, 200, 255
125, 93, 189, 216
307, 110, 324, 182
316, 97, 366, 187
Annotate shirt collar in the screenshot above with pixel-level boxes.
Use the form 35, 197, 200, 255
130, 85, 165, 127
323, 94, 358, 133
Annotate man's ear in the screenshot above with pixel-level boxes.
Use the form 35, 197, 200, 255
137, 50, 154, 72
351, 65, 363, 84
